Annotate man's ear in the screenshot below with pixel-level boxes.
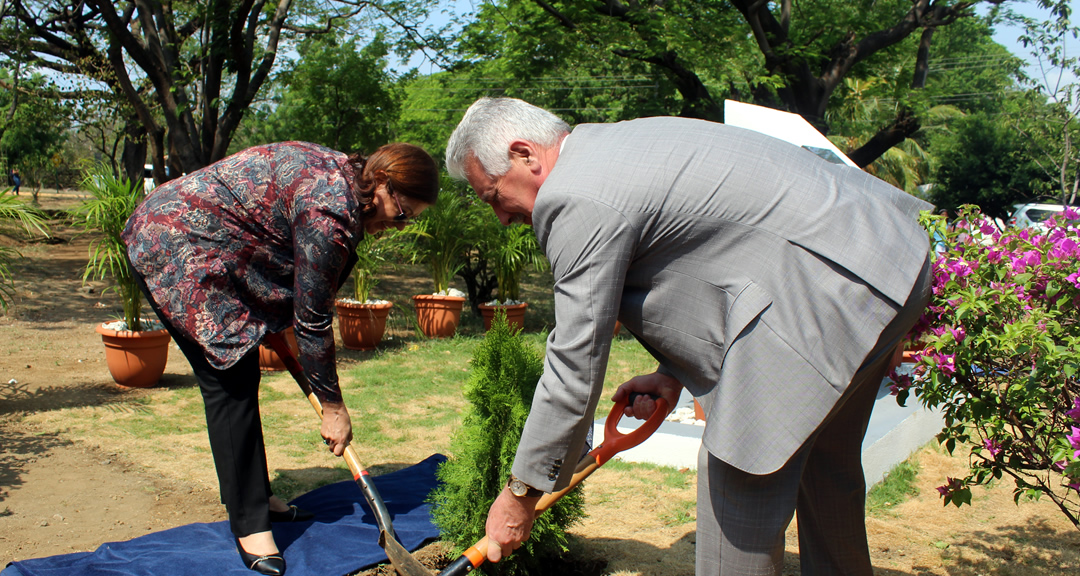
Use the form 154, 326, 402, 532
508, 140, 542, 173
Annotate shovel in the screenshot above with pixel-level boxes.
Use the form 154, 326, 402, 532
264, 332, 431, 576
437, 393, 670, 576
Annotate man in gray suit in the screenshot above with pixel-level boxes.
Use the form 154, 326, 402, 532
445, 97, 932, 575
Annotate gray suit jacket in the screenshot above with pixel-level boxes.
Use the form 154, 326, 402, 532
514, 117, 932, 490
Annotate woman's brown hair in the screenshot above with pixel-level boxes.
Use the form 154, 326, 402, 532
349, 143, 439, 216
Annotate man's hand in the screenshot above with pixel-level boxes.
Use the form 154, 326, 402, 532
612, 371, 682, 420
320, 401, 353, 456
484, 486, 541, 563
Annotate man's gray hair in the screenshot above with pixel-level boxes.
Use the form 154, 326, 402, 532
445, 97, 570, 180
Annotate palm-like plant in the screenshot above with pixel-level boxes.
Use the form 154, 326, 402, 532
0, 190, 49, 310
70, 163, 148, 331
485, 223, 546, 303
348, 232, 396, 302
827, 77, 962, 194
402, 190, 481, 294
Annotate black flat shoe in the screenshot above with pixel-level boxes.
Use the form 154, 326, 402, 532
269, 505, 314, 522
235, 538, 286, 576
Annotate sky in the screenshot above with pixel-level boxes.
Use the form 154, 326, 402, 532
984, 1, 1080, 94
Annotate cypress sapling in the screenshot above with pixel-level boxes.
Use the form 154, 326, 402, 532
428, 312, 586, 575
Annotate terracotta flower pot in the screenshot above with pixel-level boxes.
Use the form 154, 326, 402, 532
478, 302, 528, 332
336, 300, 393, 350
412, 294, 466, 338
259, 327, 298, 371
95, 323, 172, 388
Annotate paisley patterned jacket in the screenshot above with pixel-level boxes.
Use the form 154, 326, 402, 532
123, 142, 363, 403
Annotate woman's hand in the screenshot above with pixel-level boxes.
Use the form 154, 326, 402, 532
612, 371, 683, 420
320, 401, 353, 456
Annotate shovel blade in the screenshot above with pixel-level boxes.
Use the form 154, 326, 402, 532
380, 529, 435, 576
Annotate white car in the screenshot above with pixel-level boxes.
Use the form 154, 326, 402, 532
1007, 202, 1068, 230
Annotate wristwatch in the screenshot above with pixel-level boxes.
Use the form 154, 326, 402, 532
507, 475, 543, 498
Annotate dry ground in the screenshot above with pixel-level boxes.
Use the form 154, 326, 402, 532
1, 190, 1078, 575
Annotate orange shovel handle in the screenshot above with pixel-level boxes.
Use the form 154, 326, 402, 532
439, 395, 670, 576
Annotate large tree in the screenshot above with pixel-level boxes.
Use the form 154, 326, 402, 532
1009, 0, 1080, 204
472, 0, 1003, 167
0, 67, 69, 195
0, 0, 444, 184
930, 109, 1053, 220
234, 33, 400, 153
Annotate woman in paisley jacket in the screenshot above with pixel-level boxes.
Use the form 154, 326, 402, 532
123, 141, 439, 575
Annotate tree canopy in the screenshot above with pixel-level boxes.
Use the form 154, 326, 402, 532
0, 68, 69, 185
0, 0, 1073, 216
0, 0, 447, 183
234, 34, 400, 154
452, 0, 987, 168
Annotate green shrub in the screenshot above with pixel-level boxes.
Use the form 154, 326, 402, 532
428, 312, 586, 574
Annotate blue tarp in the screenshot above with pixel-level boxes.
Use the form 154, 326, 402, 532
3, 454, 445, 576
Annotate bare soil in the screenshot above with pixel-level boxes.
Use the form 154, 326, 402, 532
1, 190, 1079, 576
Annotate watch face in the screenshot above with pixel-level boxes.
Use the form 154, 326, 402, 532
509, 479, 527, 496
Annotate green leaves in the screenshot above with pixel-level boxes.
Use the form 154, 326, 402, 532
0, 191, 49, 310
247, 34, 400, 153
482, 222, 547, 302
70, 162, 146, 331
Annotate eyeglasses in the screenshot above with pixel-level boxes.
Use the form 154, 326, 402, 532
388, 180, 410, 222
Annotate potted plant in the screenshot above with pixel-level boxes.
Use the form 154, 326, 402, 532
402, 190, 479, 338
477, 222, 547, 332
72, 162, 171, 388
335, 233, 395, 350
257, 326, 298, 371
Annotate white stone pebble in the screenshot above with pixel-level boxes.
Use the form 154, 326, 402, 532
665, 406, 706, 426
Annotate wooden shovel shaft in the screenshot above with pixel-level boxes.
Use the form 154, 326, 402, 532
264, 332, 434, 576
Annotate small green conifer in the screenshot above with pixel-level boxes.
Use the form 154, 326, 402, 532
428, 312, 586, 575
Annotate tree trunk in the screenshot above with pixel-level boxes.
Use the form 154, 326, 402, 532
120, 113, 148, 187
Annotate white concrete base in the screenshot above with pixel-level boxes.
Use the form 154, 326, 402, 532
593, 364, 943, 491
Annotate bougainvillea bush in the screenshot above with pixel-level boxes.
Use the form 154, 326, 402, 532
899, 205, 1080, 528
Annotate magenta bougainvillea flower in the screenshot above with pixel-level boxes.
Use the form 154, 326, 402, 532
887, 368, 913, 396
1067, 271, 1080, 289
1049, 238, 1077, 260
949, 258, 975, 277
937, 477, 963, 498
983, 438, 1002, 457
934, 353, 956, 376
1066, 398, 1080, 422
